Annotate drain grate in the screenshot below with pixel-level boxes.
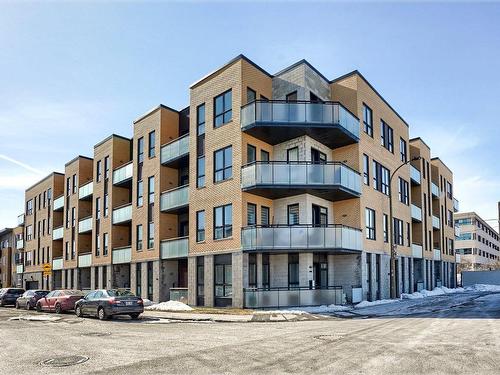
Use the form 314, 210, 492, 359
40, 355, 89, 367
81, 332, 111, 337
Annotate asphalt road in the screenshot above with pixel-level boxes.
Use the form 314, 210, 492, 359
0, 291, 499, 375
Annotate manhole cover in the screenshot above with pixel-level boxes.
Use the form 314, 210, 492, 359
40, 355, 89, 367
81, 332, 111, 337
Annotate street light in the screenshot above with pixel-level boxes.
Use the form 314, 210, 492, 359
389, 155, 421, 299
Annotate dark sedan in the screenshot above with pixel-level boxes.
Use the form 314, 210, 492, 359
16, 290, 49, 310
75, 289, 144, 320
0, 288, 25, 307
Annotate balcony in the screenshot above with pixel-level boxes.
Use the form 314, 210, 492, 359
17, 214, 25, 226
160, 237, 189, 260
16, 265, 23, 274
112, 203, 132, 225
454, 225, 460, 238
453, 198, 460, 212
78, 216, 93, 234
53, 195, 64, 211
112, 246, 131, 264
241, 161, 361, 201
52, 257, 63, 271
78, 253, 92, 268
160, 185, 189, 214
241, 224, 362, 253
16, 239, 24, 250
411, 243, 423, 259
432, 215, 440, 229
160, 134, 189, 167
410, 165, 421, 185
431, 182, 440, 197
52, 226, 63, 240
78, 181, 93, 200
411, 204, 422, 222
113, 162, 133, 186
433, 248, 441, 261
240, 100, 359, 149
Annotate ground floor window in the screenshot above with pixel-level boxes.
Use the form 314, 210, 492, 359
197, 257, 204, 306
288, 254, 299, 288
136, 263, 142, 297
147, 261, 153, 301
214, 254, 232, 307
248, 254, 257, 288
262, 254, 270, 290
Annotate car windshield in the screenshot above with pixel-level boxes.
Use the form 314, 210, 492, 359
107, 290, 134, 297
63, 290, 84, 296
35, 291, 49, 296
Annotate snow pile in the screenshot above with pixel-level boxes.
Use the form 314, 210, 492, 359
142, 299, 153, 307
354, 299, 398, 309
260, 304, 351, 315
145, 300, 194, 312
466, 284, 500, 292
9, 315, 62, 322
401, 286, 465, 300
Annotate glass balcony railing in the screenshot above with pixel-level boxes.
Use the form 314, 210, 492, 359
112, 246, 131, 264
78, 216, 93, 233
433, 248, 441, 261
410, 165, 421, 184
52, 257, 63, 271
78, 182, 93, 200
16, 265, 24, 274
241, 161, 361, 195
17, 214, 25, 226
411, 204, 422, 221
112, 203, 132, 224
160, 185, 189, 212
241, 225, 362, 252
78, 253, 92, 268
411, 243, 423, 259
53, 195, 64, 211
16, 239, 24, 250
52, 226, 63, 240
432, 215, 440, 229
113, 162, 133, 185
160, 237, 189, 259
453, 198, 459, 212
431, 182, 440, 197
160, 134, 189, 165
454, 225, 461, 238
241, 100, 360, 139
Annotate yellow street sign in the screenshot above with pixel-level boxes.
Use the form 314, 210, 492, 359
43, 263, 52, 272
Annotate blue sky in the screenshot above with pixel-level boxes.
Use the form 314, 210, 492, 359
0, 1, 499, 230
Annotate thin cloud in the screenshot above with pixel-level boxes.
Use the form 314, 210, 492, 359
0, 154, 44, 175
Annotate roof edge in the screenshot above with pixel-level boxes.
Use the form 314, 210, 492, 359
274, 59, 330, 83
409, 137, 431, 150
430, 157, 453, 174
64, 155, 93, 167
94, 134, 131, 149
133, 104, 180, 124
26, 172, 64, 192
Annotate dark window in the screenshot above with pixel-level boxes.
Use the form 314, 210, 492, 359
394, 218, 404, 246
311, 148, 326, 163
136, 263, 142, 297
148, 222, 154, 249
247, 144, 256, 164
288, 254, 299, 287
312, 204, 327, 226
137, 180, 143, 206
214, 146, 232, 182
197, 157, 205, 188
247, 87, 256, 104
138, 137, 144, 164
288, 204, 299, 225
196, 210, 205, 242
363, 104, 373, 137
136, 225, 143, 251
247, 203, 256, 225
260, 150, 270, 162
363, 154, 369, 185
96, 160, 102, 182
249, 254, 257, 288
366, 208, 376, 240
197, 257, 204, 305
214, 204, 232, 240
214, 255, 232, 303
398, 177, 409, 205
400, 138, 407, 162
66, 177, 71, 196
287, 147, 299, 162
383, 214, 388, 243
72, 174, 77, 194
148, 131, 155, 158
196, 104, 206, 187
286, 91, 297, 102
103, 233, 109, 256
373, 160, 390, 195
261, 206, 270, 226
380, 120, 394, 152
214, 89, 232, 127
104, 156, 110, 179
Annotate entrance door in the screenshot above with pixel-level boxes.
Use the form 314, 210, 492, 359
26, 281, 39, 290
313, 254, 328, 289
312, 205, 327, 227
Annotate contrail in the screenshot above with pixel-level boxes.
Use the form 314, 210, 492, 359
0, 154, 44, 175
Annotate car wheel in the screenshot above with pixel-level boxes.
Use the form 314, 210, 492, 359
25, 301, 31, 310
75, 305, 83, 318
15, 301, 20, 309
129, 313, 140, 320
36, 303, 42, 312
55, 303, 62, 314
97, 307, 108, 321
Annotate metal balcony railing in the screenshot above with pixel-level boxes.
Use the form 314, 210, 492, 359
411, 243, 423, 259
78, 253, 92, 268
78, 216, 93, 234
431, 182, 440, 197
432, 215, 440, 229
244, 286, 344, 309
52, 226, 64, 240
52, 257, 63, 270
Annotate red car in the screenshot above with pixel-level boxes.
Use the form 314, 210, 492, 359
36, 290, 85, 314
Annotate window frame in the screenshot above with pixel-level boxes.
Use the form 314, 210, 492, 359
214, 89, 232, 127
214, 146, 233, 183
365, 208, 376, 240
213, 204, 232, 240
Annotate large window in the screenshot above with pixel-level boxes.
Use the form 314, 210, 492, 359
104, 156, 110, 179
214, 146, 232, 183
196, 210, 205, 242
365, 208, 376, 240
363, 104, 373, 137
214, 204, 232, 240
247, 87, 256, 104
136, 224, 143, 251
380, 120, 394, 153
26, 199, 33, 215
214, 255, 232, 306
137, 180, 143, 207
72, 174, 77, 194
288, 254, 299, 287
373, 160, 390, 195
214, 89, 232, 127
148, 222, 154, 249
148, 130, 155, 158
103, 233, 109, 256
96, 160, 102, 182
197, 104, 205, 188
288, 204, 299, 225
261, 206, 270, 226
363, 154, 370, 185
398, 177, 409, 205
247, 144, 256, 164
393, 218, 404, 246
400, 138, 407, 162
197, 157, 205, 188
247, 203, 256, 225
137, 137, 144, 164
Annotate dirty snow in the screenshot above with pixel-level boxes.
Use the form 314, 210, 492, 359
9, 315, 62, 322
260, 304, 351, 315
355, 299, 398, 308
466, 284, 500, 292
145, 300, 194, 312
401, 286, 465, 300
142, 299, 153, 307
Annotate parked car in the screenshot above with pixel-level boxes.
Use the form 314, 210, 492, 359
75, 289, 144, 320
16, 290, 49, 310
36, 290, 85, 314
0, 288, 25, 307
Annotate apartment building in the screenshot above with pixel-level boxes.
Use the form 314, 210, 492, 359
0, 228, 13, 288
455, 212, 500, 270
13, 55, 457, 307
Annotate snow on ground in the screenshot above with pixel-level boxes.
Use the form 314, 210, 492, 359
401, 286, 465, 300
354, 299, 398, 308
145, 300, 194, 312
9, 315, 62, 322
466, 284, 500, 292
260, 304, 352, 315
142, 299, 153, 307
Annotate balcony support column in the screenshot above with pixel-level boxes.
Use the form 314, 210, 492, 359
153, 260, 160, 303
105, 265, 112, 290
204, 255, 214, 307
232, 252, 244, 308
130, 263, 137, 295
74, 268, 79, 290
299, 253, 314, 288
141, 262, 148, 300
187, 257, 197, 306
409, 258, 415, 293
256, 253, 263, 288
90, 266, 96, 290
61, 269, 66, 289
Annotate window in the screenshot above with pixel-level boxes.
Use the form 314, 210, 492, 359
65, 241, 69, 259
104, 156, 110, 179
197, 157, 205, 188
214, 89, 232, 127
136, 263, 142, 297
394, 218, 404, 246
288, 204, 299, 225
400, 138, 407, 162
373, 160, 390, 195
197, 104, 206, 188
214, 146, 232, 183
247, 144, 256, 164
96, 160, 102, 182
398, 177, 409, 205
136, 225, 143, 251
407, 222, 411, 246
288, 254, 299, 287
137, 137, 144, 164
71, 207, 76, 227
363, 154, 369, 185
43, 191, 46, 208
103, 233, 109, 256
103, 193, 109, 217
26, 199, 33, 215
148, 176, 155, 204
447, 210, 453, 227
366, 208, 376, 240
72, 174, 77, 194
261, 206, 270, 226
363, 104, 373, 137
137, 180, 143, 206
214, 204, 232, 240
383, 214, 388, 243
66, 177, 71, 196
214, 255, 232, 303
148, 222, 154, 249
196, 210, 205, 242
446, 181, 453, 199
247, 87, 256, 104
286, 91, 297, 102
95, 197, 101, 219
260, 150, 269, 162
312, 205, 328, 226
148, 130, 155, 158
380, 120, 394, 152
287, 147, 299, 162
197, 257, 204, 304
247, 203, 256, 225
95, 226, 100, 256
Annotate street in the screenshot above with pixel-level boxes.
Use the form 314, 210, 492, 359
0, 291, 499, 374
